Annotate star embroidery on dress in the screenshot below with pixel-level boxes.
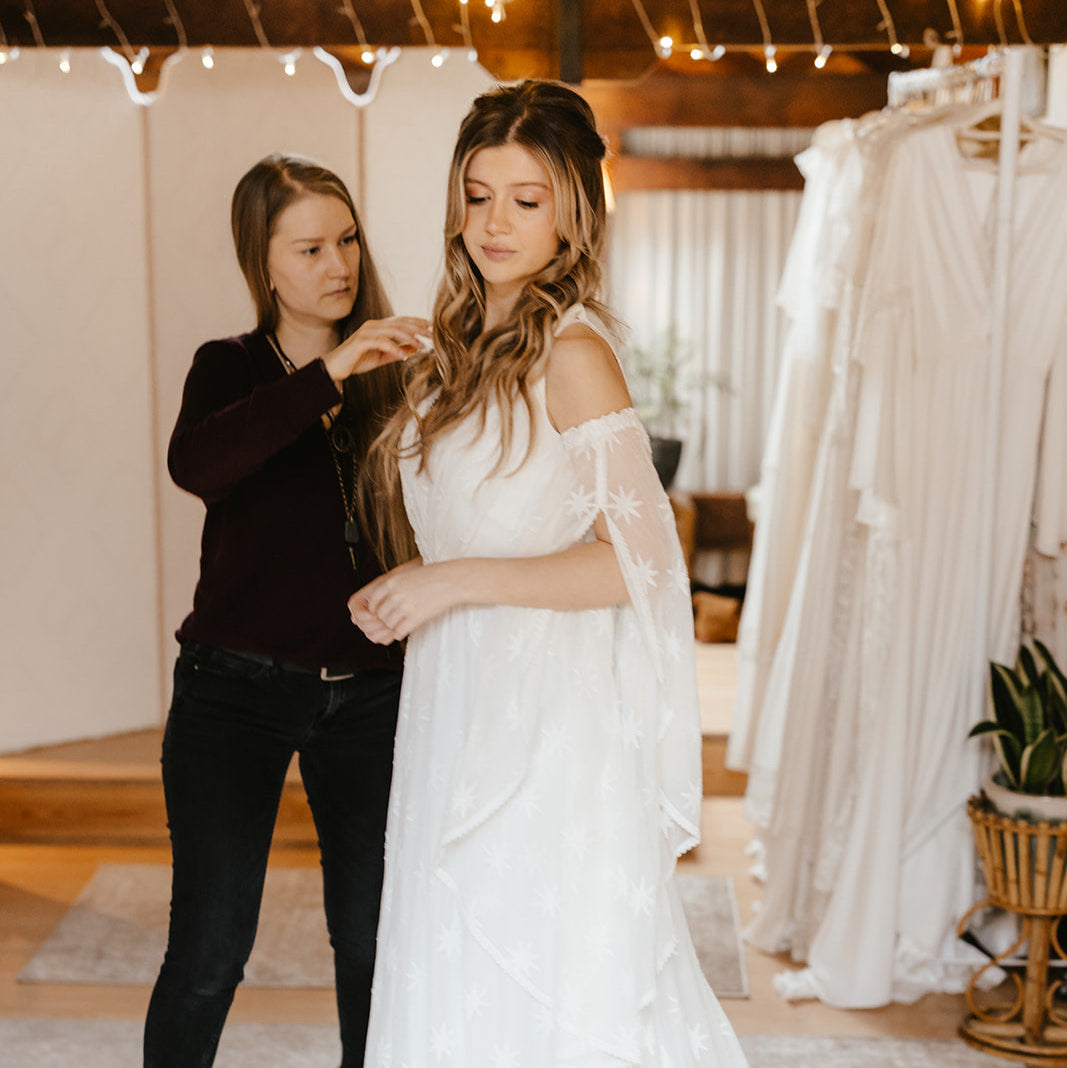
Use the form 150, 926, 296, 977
681, 778, 703, 810
607, 485, 642, 524
435, 918, 461, 959
464, 982, 488, 1019
631, 554, 659, 590
562, 822, 591, 860
515, 784, 542, 819
405, 961, 426, 991
489, 1043, 521, 1068
430, 1022, 456, 1061
599, 767, 618, 799
667, 562, 690, 595
507, 939, 539, 982
483, 839, 513, 877
540, 721, 572, 757
374, 1036, 394, 1067
450, 779, 478, 818
506, 631, 525, 662
688, 1023, 711, 1056
565, 485, 596, 519
533, 1003, 555, 1034
535, 882, 562, 918
621, 710, 644, 750
614, 864, 632, 901
505, 695, 523, 730
662, 626, 683, 662
630, 876, 655, 917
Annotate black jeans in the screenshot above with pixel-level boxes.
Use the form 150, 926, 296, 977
143, 641, 401, 1068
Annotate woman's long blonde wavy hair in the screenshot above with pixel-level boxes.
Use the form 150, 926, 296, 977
360, 80, 615, 568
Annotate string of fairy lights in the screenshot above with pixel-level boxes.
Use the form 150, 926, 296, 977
0, 0, 1045, 86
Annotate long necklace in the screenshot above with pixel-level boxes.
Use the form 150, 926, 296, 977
268, 331, 360, 571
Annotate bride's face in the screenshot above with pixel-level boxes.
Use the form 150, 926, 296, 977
461, 143, 560, 309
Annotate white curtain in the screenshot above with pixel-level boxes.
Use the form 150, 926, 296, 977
607, 128, 810, 503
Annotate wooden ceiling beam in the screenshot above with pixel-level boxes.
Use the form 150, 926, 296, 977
611, 155, 804, 192
558, 0, 582, 84
582, 67, 889, 133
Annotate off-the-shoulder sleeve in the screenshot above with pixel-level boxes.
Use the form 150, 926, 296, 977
561, 406, 704, 858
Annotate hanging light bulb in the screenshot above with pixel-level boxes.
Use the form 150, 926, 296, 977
690, 46, 703, 60
0, 46, 18, 64
764, 44, 777, 72
431, 47, 449, 68
709, 44, 725, 60
657, 35, 673, 58
361, 48, 375, 63
490, 3, 504, 23
130, 46, 149, 75
283, 54, 297, 76
59, 49, 71, 74
814, 43, 832, 68
467, 48, 478, 62
201, 46, 214, 69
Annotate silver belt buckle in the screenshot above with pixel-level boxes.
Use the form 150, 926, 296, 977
320, 666, 356, 681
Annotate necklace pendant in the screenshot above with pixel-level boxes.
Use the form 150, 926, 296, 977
345, 520, 361, 547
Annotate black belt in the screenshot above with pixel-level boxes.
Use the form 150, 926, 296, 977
181, 639, 357, 682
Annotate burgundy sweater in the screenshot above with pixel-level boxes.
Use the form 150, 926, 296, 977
169, 330, 402, 673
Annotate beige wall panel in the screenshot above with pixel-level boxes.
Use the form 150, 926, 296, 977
0, 50, 159, 752
361, 50, 494, 317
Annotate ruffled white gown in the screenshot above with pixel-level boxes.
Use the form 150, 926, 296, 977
364, 306, 749, 1067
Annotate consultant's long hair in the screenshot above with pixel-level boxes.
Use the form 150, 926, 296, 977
232, 153, 408, 560
361, 80, 615, 568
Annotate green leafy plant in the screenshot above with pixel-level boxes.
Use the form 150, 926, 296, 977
625, 327, 730, 439
969, 640, 1067, 796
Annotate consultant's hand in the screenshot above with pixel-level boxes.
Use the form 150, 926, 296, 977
323, 316, 431, 382
349, 558, 465, 644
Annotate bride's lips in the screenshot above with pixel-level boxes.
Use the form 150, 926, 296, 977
481, 245, 514, 262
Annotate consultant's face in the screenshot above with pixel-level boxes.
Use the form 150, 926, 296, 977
461, 143, 560, 308
267, 194, 361, 332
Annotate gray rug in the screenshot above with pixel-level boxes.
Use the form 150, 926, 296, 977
18, 864, 334, 988
677, 872, 749, 997
0, 1021, 1010, 1067
18, 865, 748, 997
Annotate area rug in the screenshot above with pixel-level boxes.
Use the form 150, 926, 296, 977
0, 1021, 1010, 1068
676, 872, 749, 997
18, 864, 334, 987
18, 865, 748, 997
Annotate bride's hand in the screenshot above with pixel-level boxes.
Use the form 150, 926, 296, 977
323, 316, 431, 382
349, 558, 465, 643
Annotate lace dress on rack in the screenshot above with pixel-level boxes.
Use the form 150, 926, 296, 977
730, 69, 1067, 1007
364, 304, 749, 1066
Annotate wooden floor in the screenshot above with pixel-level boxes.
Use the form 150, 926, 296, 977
0, 644, 968, 1043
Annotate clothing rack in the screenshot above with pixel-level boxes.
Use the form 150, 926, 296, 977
887, 51, 1005, 109
887, 47, 1047, 115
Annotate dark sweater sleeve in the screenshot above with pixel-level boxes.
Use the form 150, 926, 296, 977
168, 337, 342, 503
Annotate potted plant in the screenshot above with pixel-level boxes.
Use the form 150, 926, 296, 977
968, 639, 1067, 823
624, 327, 729, 491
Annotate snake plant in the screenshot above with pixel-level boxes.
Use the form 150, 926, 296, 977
969, 640, 1067, 796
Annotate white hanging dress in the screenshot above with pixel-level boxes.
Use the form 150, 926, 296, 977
364, 305, 749, 1067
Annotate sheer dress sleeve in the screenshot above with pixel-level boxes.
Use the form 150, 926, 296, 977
561, 406, 704, 860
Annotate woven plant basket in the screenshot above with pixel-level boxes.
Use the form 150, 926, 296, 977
968, 795, 1067, 915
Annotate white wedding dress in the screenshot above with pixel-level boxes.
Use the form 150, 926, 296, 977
363, 305, 749, 1067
